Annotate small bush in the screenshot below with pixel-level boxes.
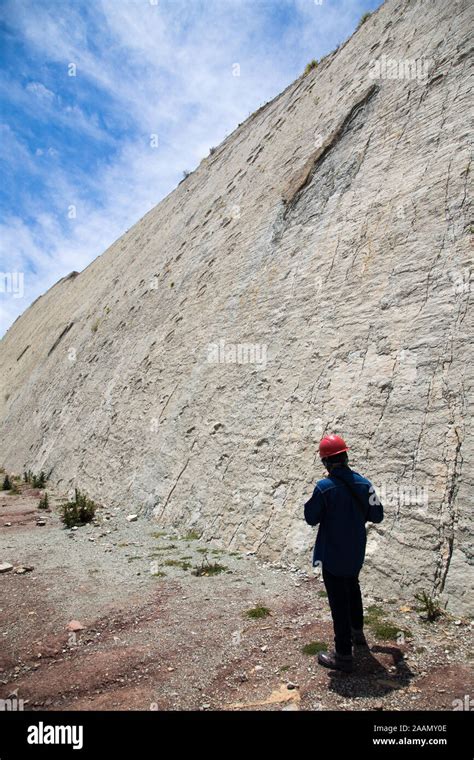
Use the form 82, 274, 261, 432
2, 474, 12, 491
415, 590, 444, 622
23, 470, 46, 488
91, 319, 100, 333
245, 605, 271, 620
192, 559, 227, 576
38, 492, 49, 510
304, 59, 318, 76
32, 471, 46, 489
60, 488, 97, 528
357, 11, 372, 29
302, 641, 327, 656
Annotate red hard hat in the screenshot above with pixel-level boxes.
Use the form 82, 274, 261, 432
319, 434, 349, 458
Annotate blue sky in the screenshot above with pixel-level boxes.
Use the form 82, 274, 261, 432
0, 0, 381, 336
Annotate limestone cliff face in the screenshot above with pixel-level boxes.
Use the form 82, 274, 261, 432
1, 0, 472, 614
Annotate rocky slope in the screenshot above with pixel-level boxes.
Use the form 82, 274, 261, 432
0, 0, 472, 614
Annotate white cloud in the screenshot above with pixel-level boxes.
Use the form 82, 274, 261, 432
0, 0, 379, 336
25, 81, 55, 101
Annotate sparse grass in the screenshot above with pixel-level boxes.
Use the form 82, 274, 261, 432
161, 544, 177, 550
181, 530, 201, 541
302, 641, 327, 656
279, 665, 291, 672
91, 319, 100, 333
150, 531, 167, 539
152, 570, 167, 577
245, 605, 271, 620
415, 590, 444, 622
192, 560, 227, 577
163, 559, 191, 570
127, 556, 142, 562
197, 547, 208, 554
304, 59, 318, 75
60, 488, 98, 528
357, 11, 372, 28
318, 590, 328, 598
365, 604, 385, 623
365, 604, 411, 641
372, 620, 405, 641
181, 556, 193, 560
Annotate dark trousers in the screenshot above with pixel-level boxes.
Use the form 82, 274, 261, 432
322, 567, 364, 656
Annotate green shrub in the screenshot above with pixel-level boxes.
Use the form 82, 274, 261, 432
192, 560, 227, 576
60, 488, 97, 528
304, 59, 318, 76
245, 605, 271, 620
415, 590, 444, 622
357, 11, 372, 29
23, 470, 46, 488
38, 492, 49, 510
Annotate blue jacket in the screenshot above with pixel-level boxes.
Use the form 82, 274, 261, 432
304, 465, 383, 577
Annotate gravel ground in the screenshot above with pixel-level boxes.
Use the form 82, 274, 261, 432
0, 482, 472, 711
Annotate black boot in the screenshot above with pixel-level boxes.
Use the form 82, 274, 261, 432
351, 628, 368, 647
317, 650, 353, 673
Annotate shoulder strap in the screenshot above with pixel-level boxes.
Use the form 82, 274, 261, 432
330, 471, 369, 521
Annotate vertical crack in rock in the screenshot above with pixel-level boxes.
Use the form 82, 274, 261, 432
435, 428, 463, 595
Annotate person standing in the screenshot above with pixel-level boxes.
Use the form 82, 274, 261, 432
304, 434, 384, 673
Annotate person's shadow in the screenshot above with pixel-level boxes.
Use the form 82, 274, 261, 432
326, 644, 415, 698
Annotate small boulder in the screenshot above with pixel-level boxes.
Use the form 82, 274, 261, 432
0, 562, 13, 573
66, 620, 85, 632
13, 565, 34, 574
126, 514, 138, 522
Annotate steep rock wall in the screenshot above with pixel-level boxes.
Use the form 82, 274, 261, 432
1, 0, 472, 614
